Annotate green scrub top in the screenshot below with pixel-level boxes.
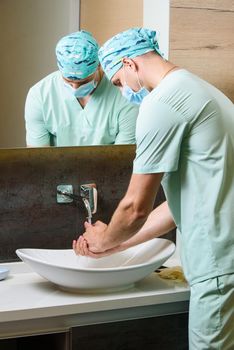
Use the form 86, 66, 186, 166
25, 71, 138, 146
133, 69, 234, 285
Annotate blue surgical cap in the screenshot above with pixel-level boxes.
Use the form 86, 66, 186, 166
99, 27, 163, 80
55, 30, 99, 80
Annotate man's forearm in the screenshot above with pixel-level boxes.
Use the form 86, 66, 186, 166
102, 197, 148, 249
101, 173, 163, 250
124, 201, 176, 247
102, 200, 175, 251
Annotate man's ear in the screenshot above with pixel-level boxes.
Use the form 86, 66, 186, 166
97, 63, 103, 73
122, 57, 137, 71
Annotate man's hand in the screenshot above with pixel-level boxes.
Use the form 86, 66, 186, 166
72, 220, 134, 258
73, 221, 108, 256
72, 235, 127, 258
72, 173, 165, 258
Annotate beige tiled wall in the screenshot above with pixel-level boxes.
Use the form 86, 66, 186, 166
0, 0, 74, 148
80, 0, 143, 45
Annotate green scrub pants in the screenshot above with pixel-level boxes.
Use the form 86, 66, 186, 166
189, 273, 234, 349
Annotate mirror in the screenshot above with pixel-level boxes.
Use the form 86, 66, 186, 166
0, 0, 78, 148
0, 0, 146, 149
3, 1, 230, 149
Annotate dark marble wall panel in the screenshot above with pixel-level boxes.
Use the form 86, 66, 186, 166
0, 146, 174, 262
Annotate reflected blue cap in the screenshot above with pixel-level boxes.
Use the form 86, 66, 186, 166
99, 27, 163, 80
56, 31, 99, 80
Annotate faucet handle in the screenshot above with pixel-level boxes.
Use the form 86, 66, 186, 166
57, 185, 74, 203
80, 183, 97, 214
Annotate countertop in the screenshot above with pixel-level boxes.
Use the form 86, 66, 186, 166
0, 261, 190, 339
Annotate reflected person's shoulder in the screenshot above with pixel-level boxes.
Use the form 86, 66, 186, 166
27, 71, 62, 101
29, 71, 60, 91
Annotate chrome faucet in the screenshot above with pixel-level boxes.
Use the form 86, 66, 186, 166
80, 183, 97, 224
56, 183, 97, 224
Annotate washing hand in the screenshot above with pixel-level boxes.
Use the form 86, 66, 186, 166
72, 221, 127, 258
73, 221, 107, 256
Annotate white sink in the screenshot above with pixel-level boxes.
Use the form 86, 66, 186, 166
16, 238, 175, 293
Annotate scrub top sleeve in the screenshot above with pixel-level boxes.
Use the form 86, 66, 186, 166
114, 103, 138, 145
24, 88, 50, 146
133, 100, 188, 174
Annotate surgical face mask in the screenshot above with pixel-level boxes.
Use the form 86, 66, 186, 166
122, 85, 149, 105
64, 78, 98, 98
122, 68, 149, 105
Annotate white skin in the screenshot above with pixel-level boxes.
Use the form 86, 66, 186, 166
73, 51, 179, 257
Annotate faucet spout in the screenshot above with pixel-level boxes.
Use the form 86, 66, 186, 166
56, 183, 97, 223
82, 197, 92, 224
80, 183, 98, 224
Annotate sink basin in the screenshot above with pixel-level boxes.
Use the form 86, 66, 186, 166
16, 238, 175, 293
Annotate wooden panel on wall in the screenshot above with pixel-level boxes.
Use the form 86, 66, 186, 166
170, 0, 234, 101
80, 0, 143, 45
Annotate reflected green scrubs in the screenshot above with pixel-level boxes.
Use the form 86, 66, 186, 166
25, 71, 138, 146
133, 69, 234, 349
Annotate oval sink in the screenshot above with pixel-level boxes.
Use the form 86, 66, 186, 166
16, 238, 175, 293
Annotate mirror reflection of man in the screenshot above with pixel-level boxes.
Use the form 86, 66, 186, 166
24, 31, 138, 147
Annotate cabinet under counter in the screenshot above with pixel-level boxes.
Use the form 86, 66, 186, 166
0, 261, 190, 349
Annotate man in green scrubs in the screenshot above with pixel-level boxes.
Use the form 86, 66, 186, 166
73, 28, 234, 349
24, 31, 138, 146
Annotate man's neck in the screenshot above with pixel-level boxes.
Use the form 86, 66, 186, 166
140, 55, 180, 91
77, 69, 104, 108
